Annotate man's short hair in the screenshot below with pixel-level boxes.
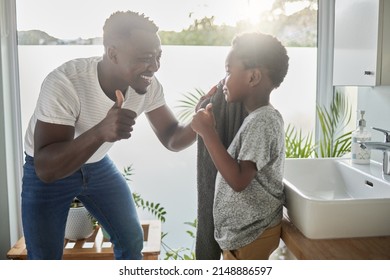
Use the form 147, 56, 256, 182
103, 11, 159, 46
232, 32, 289, 88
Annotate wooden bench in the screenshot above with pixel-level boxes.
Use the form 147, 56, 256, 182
7, 220, 161, 260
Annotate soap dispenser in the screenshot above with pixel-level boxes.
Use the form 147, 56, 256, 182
351, 110, 371, 164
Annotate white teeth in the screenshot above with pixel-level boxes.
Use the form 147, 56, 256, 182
141, 75, 153, 81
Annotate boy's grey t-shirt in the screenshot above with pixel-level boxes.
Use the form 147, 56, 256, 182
213, 105, 285, 250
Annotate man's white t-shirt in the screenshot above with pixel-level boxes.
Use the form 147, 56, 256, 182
24, 56, 166, 163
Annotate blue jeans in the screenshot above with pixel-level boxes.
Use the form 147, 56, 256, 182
21, 154, 143, 260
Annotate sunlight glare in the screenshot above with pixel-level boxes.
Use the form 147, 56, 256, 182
237, 0, 274, 25
16, 0, 277, 39
285, 0, 312, 16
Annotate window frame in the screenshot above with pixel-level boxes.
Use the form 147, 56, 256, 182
0, 0, 24, 255
1, 0, 336, 252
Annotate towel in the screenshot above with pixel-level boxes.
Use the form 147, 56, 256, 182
195, 85, 247, 260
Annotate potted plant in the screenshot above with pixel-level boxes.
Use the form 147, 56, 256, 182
64, 164, 167, 241
64, 198, 94, 241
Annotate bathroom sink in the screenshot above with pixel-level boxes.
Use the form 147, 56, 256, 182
283, 158, 390, 239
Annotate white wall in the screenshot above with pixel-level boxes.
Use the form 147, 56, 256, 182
358, 86, 390, 162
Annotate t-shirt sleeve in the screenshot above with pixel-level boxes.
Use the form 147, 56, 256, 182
35, 70, 80, 126
144, 77, 166, 113
237, 114, 281, 171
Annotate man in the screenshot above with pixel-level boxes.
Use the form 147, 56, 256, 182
22, 11, 197, 260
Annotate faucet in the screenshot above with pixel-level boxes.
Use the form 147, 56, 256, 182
360, 127, 390, 175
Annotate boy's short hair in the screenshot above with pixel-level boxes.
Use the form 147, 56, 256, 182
232, 32, 289, 88
103, 11, 159, 46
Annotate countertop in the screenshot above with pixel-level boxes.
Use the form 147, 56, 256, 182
281, 215, 390, 260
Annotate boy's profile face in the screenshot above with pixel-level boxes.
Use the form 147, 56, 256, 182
222, 49, 252, 103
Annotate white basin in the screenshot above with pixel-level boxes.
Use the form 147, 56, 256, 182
283, 158, 390, 239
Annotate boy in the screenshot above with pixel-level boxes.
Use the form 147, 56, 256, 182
191, 32, 289, 260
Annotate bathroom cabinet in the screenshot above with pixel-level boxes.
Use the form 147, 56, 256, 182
333, 0, 390, 86
281, 216, 390, 259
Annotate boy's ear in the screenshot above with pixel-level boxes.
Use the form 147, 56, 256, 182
249, 69, 262, 86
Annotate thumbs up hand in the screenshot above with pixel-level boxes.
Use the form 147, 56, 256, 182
97, 90, 137, 142
191, 103, 216, 138
113, 89, 124, 109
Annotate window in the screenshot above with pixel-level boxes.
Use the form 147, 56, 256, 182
15, 0, 322, 255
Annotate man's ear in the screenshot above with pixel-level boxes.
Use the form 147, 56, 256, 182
107, 46, 118, 64
249, 69, 262, 87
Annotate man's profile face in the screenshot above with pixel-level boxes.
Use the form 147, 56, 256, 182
114, 30, 162, 94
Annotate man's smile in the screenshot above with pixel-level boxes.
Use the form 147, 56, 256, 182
140, 74, 153, 85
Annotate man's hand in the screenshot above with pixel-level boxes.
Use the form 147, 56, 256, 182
99, 89, 137, 142
195, 84, 218, 112
114, 88, 124, 108
33, 89, 137, 182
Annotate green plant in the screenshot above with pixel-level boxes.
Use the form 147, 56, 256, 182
175, 88, 205, 122
285, 124, 316, 158
286, 91, 352, 159
122, 165, 167, 223
122, 164, 196, 259
162, 219, 197, 260
70, 198, 84, 208
316, 91, 352, 158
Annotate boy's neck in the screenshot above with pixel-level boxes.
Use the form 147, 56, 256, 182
244, 90, 271, 113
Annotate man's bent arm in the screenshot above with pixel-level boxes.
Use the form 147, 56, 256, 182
33, 121, 106, 183
34, 93, 137, 183
146, 105, 197, 152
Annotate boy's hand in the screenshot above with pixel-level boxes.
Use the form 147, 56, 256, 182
191, 103, 216, 138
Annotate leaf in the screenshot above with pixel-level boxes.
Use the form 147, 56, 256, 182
122, 165, 134, 181
186, 230, 195, 238
316, 91, 352, 158
175, 88, 205, 122
285, 124, 316, 158
286, 91, 352, 159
